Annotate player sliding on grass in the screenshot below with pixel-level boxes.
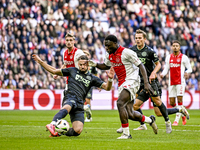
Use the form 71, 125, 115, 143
88, 34, 158, 139
32, 54, 115, 137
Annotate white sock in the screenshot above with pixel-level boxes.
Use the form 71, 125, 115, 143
174, 113, 181, 123
123, 127, 130, 136
50, 121, 57, 126
144, 116, 152, 123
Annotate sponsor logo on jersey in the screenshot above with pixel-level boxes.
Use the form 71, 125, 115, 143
111, 62, 123, 67
170, 63, 181, 67
139, 58, 146, 64
75, 74, 91, 87
64, 61, 74, 65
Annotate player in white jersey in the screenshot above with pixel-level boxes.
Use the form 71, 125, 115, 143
161, 40, 191, 126
89, 35, 158, 139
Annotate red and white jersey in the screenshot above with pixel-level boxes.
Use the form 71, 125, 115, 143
104, 45, 141, 87
161, 52, 192, 86
62, 47, 85, 69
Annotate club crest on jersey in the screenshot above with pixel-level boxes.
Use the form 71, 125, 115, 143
116, 57, 120, 62
86, 76, 91, 80
70, 55, 73, 59
142, 52, 147, 57
177, 58, 180, 62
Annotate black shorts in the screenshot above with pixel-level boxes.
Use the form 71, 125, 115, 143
85, 87, 93, 99
62, 90, 84, 124
137, 79, 162, 107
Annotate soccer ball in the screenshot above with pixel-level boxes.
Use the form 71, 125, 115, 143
55, 119, 70, 133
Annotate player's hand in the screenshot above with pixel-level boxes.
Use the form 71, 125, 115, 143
32, 54, 42, 64
88, 60, 97, 67
160, 74, 164, 79
184, 72, 189, 79
106, 67, 115, 79
53, 75, 58, 80
144, 82, 155, 96
149, 72, 157, 84
97, 87, 102, 92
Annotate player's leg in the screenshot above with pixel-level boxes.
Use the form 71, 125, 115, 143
116, 89, 132, 139
151, 81, 172, 133
126, 101, 158, 134
84, 88, 93, 122
65, 110, 84, 136
132, 98, 147, 130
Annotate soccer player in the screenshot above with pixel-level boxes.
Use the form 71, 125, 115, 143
32, 54, 115, 137
161, 40, 192, 126
83, 50, 99, 122
117, 29, 189, 134
89, 35, 158, 139
53, 32, 85, 89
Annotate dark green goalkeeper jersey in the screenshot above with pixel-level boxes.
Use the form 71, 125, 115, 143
129, 45, 159, 85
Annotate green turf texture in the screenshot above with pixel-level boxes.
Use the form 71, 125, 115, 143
0, 110, 200, 150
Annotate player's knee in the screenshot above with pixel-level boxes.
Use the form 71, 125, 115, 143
74, 127, 82, 135
117, 99, 125, 108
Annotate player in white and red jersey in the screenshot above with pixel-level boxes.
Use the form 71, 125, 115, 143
53, 32, 85, 88
89, 35, 158, 139
161, 40, 192, 126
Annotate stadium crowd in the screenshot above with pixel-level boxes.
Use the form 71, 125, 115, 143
0, 0, 200, 91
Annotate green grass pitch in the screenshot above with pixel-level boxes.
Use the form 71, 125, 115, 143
0, 110, 200, 150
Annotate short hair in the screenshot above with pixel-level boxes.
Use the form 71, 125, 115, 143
172, 40, 181, 46
65, 32, 75, 40
83, 50, 90, 57
78, 55, 88, 61
135, 29, 147, 39
105, 34, 118, 43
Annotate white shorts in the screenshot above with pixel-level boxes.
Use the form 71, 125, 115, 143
168, 84, 185, 97
118, 80, 140, 100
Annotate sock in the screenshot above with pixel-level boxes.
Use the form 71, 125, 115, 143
141, 115, 152, 123
174, 113, 181, 123
178, 102, 182, 105
50, 121, 57, 126
158, 103, 169, 121
136, 108, 145, 125
167, 108, 179, 115
65, 128, 80, 136
171, 103, 176, 107
52, 109, 68, 122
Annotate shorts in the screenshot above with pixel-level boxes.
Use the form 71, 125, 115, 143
137, 79, 162, 107
62, 91, 84, 124
169, 84, 185, 97
85, 87, 93, 99
118, 80, 140, 100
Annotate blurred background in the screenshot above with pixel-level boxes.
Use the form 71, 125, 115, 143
0, 0, 200, 92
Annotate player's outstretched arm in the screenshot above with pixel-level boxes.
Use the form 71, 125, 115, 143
101, 67, 115, 91
138, 63, 154, 95
32, 54, 62, 76
88, 60, 110, 70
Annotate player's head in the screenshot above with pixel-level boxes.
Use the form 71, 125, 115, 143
78, 55, 89, 73
135, 29, 147, 47
65, 32, 75, 49
172, 40, 181, 53
104, 35, 118, 54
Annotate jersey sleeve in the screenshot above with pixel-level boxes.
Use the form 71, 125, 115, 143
150, 49, 159, 63
61, 68, 71, 76
124, 49, 141, 66
91, 75, 104, 88
183, 55, 192, 73
161, 55, 170, 76
104, 52, 112, 67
